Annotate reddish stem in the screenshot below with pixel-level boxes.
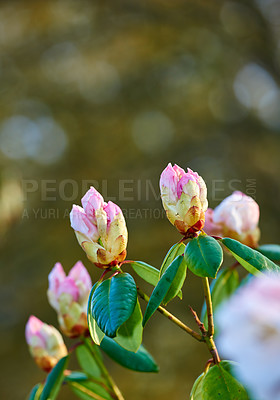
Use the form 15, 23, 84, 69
230, 261, 240, 270
68, 340, 83, 353
189, 305, 207, 336
98, 269, 111, 282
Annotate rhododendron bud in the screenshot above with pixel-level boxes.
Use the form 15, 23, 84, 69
204, 191, 260, 247
160, 163, 208, 235
47, 261, 92, 337
70, 187, 128, 267
216, 273, 280, 400
25, 316, 67, 372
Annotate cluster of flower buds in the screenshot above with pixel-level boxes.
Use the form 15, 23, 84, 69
160, 163, 208, 236
25, 316, 67, 372
47, 261, 92, 338
216, 273, 280, 400
70, 187, 128, 267
204, 191, 260, 247
26, 167, 264, 379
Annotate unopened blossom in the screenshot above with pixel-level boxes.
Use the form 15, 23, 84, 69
160, 163, 208, 235
204, 191, 260, 247
47, 261, 92, 337
70, 187, 128, 267
25, 316, 67, 372
216, 273, 280, 400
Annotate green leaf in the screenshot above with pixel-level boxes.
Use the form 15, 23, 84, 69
162, 257, 187, 305
89, 317, 105, 346
201, 361, 249, 399
64, 372, 88, 382
142, 255, 184, 326
221, 238, 280, 276
185, 235, 223, 278
88, 284, 105, 345
28, 383, 43, 400
40, 356, 69, 400
201, 269, 239, 330
91, 273, 137, 337
130, 261, 160, 286
114, 299, 143, 352
68, 380, 114, 400
257, 244, 280, 261
100, 336, 159, 372
190, 372, 204, 400
160, 242, 186, 276
76, 344, 101, 378
159, 242, 186, 302
190, 361, 249, 400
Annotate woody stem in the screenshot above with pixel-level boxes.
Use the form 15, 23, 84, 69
202, 277, 220, 364
137, 288, 203, 342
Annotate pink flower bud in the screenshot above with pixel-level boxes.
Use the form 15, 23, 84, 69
70, 205, 99, 240
204, 191, 260, 247
25, 316, 67, 372
47, 262, 92, 337
216, 273, 280, 400
160, 163, 208, 235
70, 187, 128, 267
104, 201, 121, 228
81, 187, 104, 223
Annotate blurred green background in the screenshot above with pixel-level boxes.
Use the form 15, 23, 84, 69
0, 0, 280, 398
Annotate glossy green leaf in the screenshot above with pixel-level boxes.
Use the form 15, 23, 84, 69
160, 242, 186, 276
202, 361, 249, 399
177, 289, 183, 299
221, 238, 280, 276
88, 284, 105, 345
68, 380, 113, 400
114, 299, 143, 352
28, 383, 43, 400
91, 273, 137, 337
159, 242, 186, 301
100, 336, 159, 372
190, 372, 204, 400
257, 244, 280, 261
89, 318, 105, 346
130, 261, 160, 286
143, 255, 184, 326
40, 356, 69, 400
201, 269, 239, 329
162, 256, 187, 305
76, 344, 101, 378
190, 361, 249, 400
185, 235, 223, 278
64, 372, 88, 382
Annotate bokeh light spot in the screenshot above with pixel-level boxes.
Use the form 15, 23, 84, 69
0, 115, 68, 164
132, 111, 174, 155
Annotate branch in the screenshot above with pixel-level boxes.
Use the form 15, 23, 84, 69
189, 306, 207, 336
201, 277, 220, 364
205, 336, 220, 364
137, 288, 204, 342
202, 277, 214, 336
